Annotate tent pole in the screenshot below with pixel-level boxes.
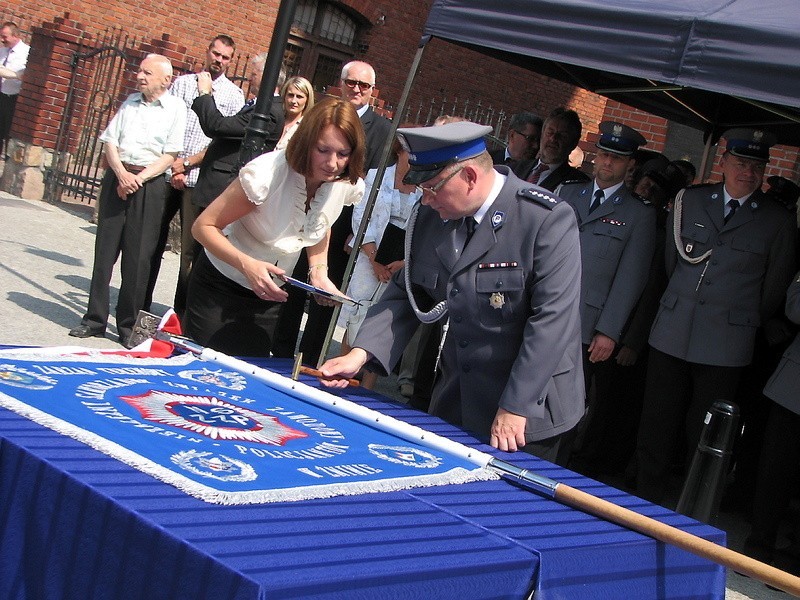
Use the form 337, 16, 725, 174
317, 38, 430, 367
698, 131, 715, 183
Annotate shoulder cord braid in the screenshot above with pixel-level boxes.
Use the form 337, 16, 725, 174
672, 188, 713, 264
404, 201, 449, 323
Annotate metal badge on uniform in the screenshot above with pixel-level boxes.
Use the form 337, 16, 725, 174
491, 210, 504, 229
685, 243, 693, 253
613, 196, 622, 205
711, 193, 719, 199
490, 292, 505, 309
751, 201, 758, 209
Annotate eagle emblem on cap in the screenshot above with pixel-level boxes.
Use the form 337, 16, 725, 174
753, 130, 764, 142
613, 124, 623, 137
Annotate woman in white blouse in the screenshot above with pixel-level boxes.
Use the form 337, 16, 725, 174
184, 97, 366, 356
276, 76, 314, 151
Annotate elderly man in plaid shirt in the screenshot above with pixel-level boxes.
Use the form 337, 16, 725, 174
145, 34, 245, 316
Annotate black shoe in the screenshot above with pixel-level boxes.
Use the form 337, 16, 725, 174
68, 324, 105, 339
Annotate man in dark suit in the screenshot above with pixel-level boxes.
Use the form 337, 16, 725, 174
514, 108, 590, 191
192, 54, 284, 211
182, 54, 284, 321
489, 112, 542, 169
273, 60, 394, 364
634, 129, 797, 503
319, 122, 584, 463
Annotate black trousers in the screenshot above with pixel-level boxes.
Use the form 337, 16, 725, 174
183, 251, 282, 357
634, 347, 742, 503
272, 205, 353, 364
0, 92, 18, 154
746, 401, 800, 560
82, 169, 169, 338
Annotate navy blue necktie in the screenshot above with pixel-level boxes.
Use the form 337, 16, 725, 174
724, 199, 740, 223
589, 189, 604, 214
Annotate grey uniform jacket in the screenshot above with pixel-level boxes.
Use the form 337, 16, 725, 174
764, 271, 800, 412
559, 181, 656, 344
354, 167, 585, 442
649, 183, 797, 367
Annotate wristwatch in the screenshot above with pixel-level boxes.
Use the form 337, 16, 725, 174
183, 159, 192, 170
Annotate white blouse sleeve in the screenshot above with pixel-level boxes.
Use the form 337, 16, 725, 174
238, 151, 283, 206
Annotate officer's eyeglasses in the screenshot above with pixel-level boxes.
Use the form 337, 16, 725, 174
415, 166, 465, 196
343, 79, 373, 91
513, 129, 537, 143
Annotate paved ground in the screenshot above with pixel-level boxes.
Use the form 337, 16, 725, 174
0, 190, 788, 599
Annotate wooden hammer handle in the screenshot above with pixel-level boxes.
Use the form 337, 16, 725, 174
298, 365, 360, 387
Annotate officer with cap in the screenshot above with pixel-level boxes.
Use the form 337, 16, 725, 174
633, 128, 797, 504
319, 121, 585, 462
557, 122, 656, 392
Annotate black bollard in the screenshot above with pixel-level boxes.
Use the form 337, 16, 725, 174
676, 401, 740, 523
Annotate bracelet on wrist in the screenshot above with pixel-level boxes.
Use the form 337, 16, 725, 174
308, 263, 327, 277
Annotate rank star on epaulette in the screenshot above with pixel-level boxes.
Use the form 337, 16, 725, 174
518, 187, 558, 209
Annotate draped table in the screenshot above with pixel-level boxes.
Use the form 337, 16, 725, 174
0, 356, 725, 599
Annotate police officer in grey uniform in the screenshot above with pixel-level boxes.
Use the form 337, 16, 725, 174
634, 128, 797, 503
558, 122, 656, 392
744, 271, 800, 569
319, 122, 584, 463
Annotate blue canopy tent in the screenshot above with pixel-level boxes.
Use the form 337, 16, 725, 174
417, 0, 800, 146
324, 0, 800, 358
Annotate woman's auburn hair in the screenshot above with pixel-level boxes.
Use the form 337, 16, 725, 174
285, 96, 366, 184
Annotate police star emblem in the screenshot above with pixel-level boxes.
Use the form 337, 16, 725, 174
490, 292, 505, 309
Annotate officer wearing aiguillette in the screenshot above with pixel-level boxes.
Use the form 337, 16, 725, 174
634, 128, 797, 503
319, 122, 585, 463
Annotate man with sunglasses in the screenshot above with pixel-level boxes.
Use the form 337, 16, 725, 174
319, 121, 584, 463
273, 60, 394, 364
490, 112, 542, 168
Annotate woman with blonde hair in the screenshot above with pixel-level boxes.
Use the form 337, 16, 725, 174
277, 76, 315, 150
184, 97, 365, 356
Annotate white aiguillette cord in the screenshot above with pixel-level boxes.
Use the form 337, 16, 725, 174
402, 201, 451, 372
404, 201, 449, 323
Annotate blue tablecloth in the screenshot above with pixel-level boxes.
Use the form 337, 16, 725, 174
0, 357, 726, 599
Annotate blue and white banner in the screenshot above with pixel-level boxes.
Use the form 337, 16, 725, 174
0, 349, 496, 504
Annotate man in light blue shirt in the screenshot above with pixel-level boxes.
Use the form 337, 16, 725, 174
69, 54, 185, 348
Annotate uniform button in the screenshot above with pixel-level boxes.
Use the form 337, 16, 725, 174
537, 397, 544, 405
458, 340, 468, 348
705, 280, 712, 285
699, 299, 706, 305
450, 288, 459, 297
496, 281, 503, 288
463, 364, 471, 373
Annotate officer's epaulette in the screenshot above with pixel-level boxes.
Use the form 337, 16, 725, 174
559, 179, 587, 187
632, 193, 653, 206
685, 182, 714, 190
518, 186, 560, 209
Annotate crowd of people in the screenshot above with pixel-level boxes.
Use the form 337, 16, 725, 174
53, 33, 800, 573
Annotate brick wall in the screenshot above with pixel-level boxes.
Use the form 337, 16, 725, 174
3, 1, 796, 186
2, 2, 607, 147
